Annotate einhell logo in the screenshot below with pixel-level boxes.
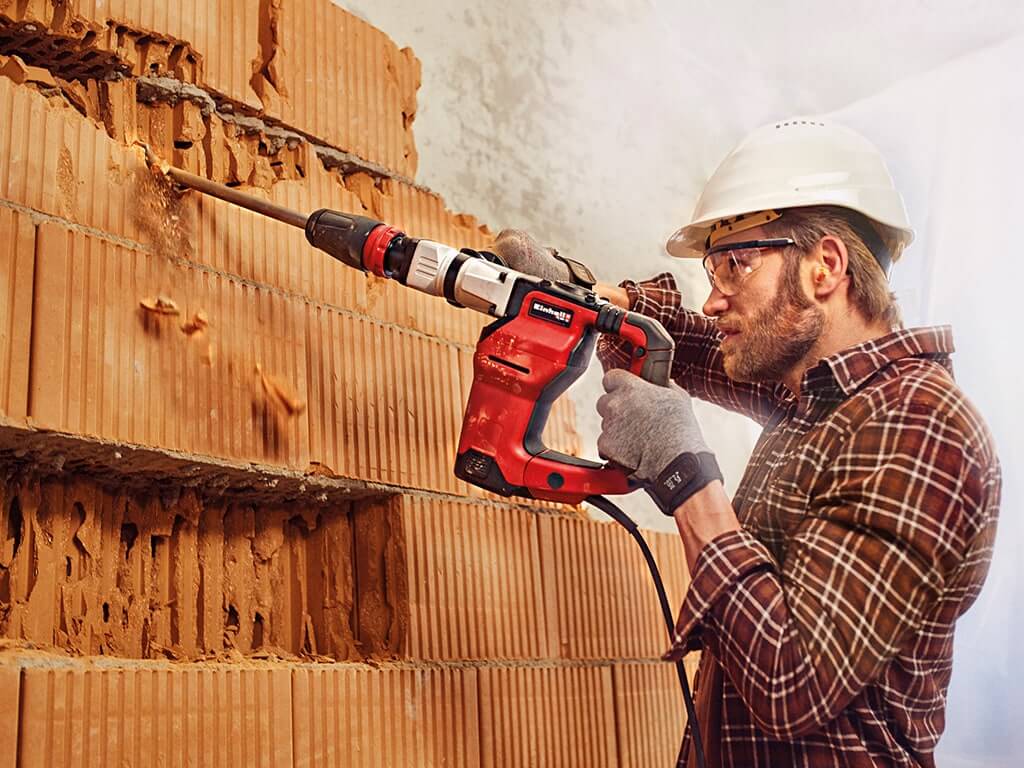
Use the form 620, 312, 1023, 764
528, 299, 573, 327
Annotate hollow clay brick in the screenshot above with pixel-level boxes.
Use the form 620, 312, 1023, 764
0, 474, 361, 660
478, 665, 617, 768
1, 0, 260, 109
29, 221, 310, 470
0, 76, 145, 242
291, 665, 480, 768
2, 0, 417, 174
273, 0, 421, 176
537, 514, 691, 659
0, 208, 35, 423
303, 302, 468, 495
400, 496, 553, 661
16, 663, 293, 768
0, 664, 18, 768
612, 662, 691, 768
350, 496, 409, 658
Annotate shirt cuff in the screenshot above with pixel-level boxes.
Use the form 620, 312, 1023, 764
597, 272, 682, 371
662, 528, 774, 661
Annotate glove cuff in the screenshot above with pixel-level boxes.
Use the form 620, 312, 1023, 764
550, 249, 596, 289
645, 452, 723, 516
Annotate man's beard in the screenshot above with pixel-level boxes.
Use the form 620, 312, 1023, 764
722, 273, 826, 384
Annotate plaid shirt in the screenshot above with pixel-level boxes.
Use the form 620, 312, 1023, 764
598, 273, 1001, 768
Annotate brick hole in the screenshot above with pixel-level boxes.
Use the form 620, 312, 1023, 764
174, 140, 193, 150
226, 604, 240, 635
225, 181, 241, 188
150, 534, 162, 558
6, 496, 22, 561
71, 501, 88, 570
120, 522, 138, 560
102, 602, 110, 622
65, 555, 72, 577
253, 612, 264, 648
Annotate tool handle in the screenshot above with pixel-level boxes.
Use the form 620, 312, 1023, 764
594, 305, 673, 386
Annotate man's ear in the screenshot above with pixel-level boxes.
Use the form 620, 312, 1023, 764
813, 235, 849, 296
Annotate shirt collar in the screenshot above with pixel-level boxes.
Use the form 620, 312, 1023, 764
801, 325, 955, 398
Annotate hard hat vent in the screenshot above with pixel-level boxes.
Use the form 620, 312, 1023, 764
775, 120, 827, 129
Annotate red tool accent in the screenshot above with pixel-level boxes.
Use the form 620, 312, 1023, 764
456, 288, 670, 504
362, 224, 402, 277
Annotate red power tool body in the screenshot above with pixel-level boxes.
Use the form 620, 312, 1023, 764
303, 208, 674, 504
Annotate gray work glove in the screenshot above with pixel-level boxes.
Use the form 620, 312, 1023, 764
492, 229, 596, 287
597, 369, 721, 514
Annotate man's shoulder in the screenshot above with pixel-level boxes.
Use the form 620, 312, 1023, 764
850, 355, 998, 467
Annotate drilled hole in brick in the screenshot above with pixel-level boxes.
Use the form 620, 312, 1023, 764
65, 556, 72, 577
224, 181, 241, 188
150, 535, 163, 558
174, 140, 193, 150
253, 612, 265, 648
102, 602, 110, 622
6, 496, 22, 561
287, 514, 309, 534
120, 522, 138, 560
226, 604, 240, 632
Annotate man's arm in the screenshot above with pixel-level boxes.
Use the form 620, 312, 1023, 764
597, 273, 787, 426
663, 405, 999, 739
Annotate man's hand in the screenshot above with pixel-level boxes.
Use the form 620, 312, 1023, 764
492, 229, 572, 282
596, 369, 710, 483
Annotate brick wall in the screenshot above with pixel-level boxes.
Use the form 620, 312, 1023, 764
0, 1, 695, 765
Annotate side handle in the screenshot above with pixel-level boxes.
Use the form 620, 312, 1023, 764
596, 305, 673, 386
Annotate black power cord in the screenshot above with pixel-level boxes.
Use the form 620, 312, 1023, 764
587, 495, 706, 768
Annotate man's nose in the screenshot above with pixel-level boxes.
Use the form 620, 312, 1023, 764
703, 286, 730, 317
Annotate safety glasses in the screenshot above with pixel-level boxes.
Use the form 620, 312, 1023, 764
701, 238, 795, 296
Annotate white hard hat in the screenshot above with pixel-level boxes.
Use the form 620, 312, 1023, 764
666, 118, 914, 262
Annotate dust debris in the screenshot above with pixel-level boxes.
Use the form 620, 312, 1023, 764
129, 147, 193, 266
180, 309, 208, 335
139, 295, 180, 315
305, 461, 337, 478
255, 363, 306, 417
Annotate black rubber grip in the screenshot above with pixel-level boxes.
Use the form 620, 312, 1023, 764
622, 312, 673, 386
304, 209, 381, 270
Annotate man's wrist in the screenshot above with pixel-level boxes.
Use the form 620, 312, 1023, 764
645, 451, 723, 516
671, 480, 739, 574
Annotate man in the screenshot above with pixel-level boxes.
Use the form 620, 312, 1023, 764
494, 119, 1001, 767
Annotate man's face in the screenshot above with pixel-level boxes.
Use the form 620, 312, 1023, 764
702, 226, 826, 383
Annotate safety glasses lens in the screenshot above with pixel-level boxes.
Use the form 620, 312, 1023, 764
704, 248, 762, 294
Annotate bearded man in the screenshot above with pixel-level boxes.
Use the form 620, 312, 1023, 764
494, 119, 1001, 767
